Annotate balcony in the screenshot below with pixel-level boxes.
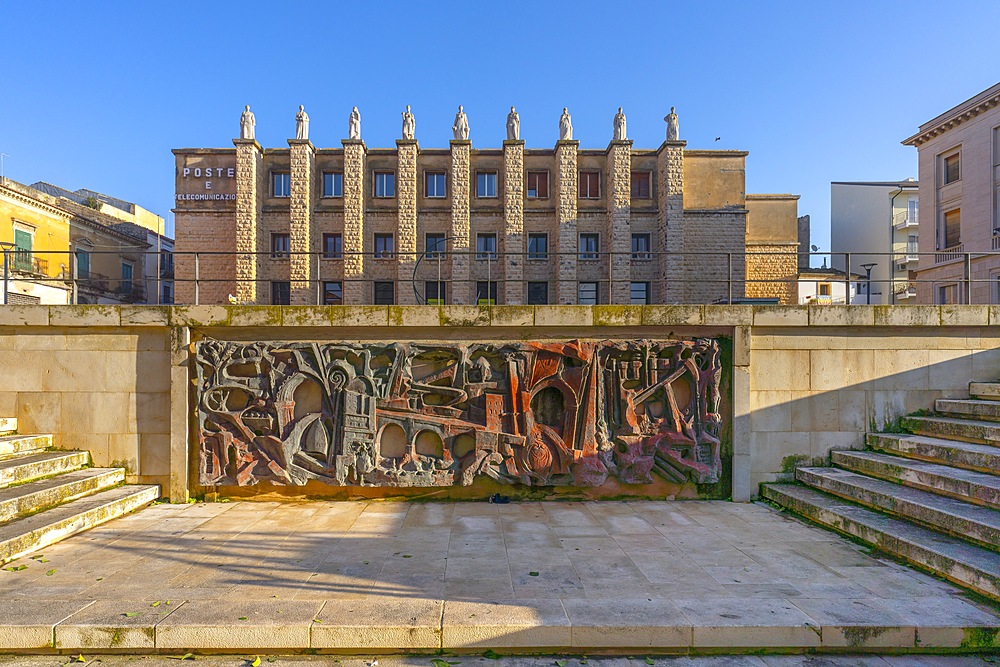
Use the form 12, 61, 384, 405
894, 281, 917, 300
1, 251, 48, 277
993, 234, 1000, 251
934, 243, 964, 265
894, 242, 920, 270
77, 271, 145, 302
893, 210, 919, 230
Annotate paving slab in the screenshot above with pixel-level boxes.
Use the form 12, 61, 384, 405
154, 600, 324, 650
673, 598, 821, 649
55, 599, 185, 650
0, 600, 94, 650
441, 599, 571, 649
311, 596, 442, 650
562, 598, 691, 648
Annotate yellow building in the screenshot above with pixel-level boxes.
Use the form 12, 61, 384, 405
0, 177, 72, 304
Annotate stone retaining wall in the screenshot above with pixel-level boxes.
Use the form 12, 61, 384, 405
0, 304, 997, 503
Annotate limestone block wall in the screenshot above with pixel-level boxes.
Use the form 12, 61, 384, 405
746, 243, 797, 304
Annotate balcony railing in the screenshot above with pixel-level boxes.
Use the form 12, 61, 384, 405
894, 281, 918, 299
893, 210, 919, 230
993, 235, 1000, 251
934, 243, 964, 264
1, 252, 48, 276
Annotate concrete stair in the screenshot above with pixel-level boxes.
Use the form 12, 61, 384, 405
762, 380, 1000, 602
0, 428, 160, 564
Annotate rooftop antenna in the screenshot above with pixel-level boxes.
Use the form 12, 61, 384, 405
0, 153, 8, 182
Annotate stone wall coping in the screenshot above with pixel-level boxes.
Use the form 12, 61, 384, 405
0, 305, 997, 329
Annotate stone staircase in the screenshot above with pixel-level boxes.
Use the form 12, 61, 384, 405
762, 382, 1000, 603
0, 418, 160, 564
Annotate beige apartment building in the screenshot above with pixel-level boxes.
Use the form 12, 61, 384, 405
172, 108, 800, 306
903, 81, 1000, 304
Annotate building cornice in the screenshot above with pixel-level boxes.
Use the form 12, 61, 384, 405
0, 180, 74, 220
902, 82, 1000, 146
746, 194, 800, 201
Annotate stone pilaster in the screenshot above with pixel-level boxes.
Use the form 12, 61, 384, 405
502, 140, 525, 305
396, 139, 418, 305
449, 140, 472, 305
555, 140, 579, 305
342, 139, 366, 304
288, 139, 314, 305
607, 140, 632, 304
657, 140, 685, 303
234, 138, 262, 303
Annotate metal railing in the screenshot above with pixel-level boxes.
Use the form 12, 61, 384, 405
3, 248, 1000, 306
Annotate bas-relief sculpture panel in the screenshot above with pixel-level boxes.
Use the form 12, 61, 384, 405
196, 339, 724, 490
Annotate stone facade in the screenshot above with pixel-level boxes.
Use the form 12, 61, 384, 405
173, 115, 801, 306
746, 243, 798, 303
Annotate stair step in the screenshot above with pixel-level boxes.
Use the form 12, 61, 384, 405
0, 434, 51, 460
970, 382, 1000, 400
762, 483, 1000, 601
832, 450, 1000, 510
903, 415, 1000, 445
0, 451, 89, 489
936, 398, 1000, 422
0, 485, 160, 564
0, 418, 15, 435
796, 467, 1000, 551
0, 468, 125, 524
867, 432, 1000, 475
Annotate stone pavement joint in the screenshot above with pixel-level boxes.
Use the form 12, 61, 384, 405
0, 501, 996, 654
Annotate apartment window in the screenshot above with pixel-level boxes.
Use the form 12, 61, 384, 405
374, 171, 395, 198
75, 249, 90, 279
374, 281, 395, 305
942, 209, 961, 249
476, 233, 497, 260
630, 281, 650, 305
631, 171, 652, 199
527, 281, 549, 305
527, 233, 548, 260
579, 171, 601, 199
819, 283, 831, 297
943, 153, 961, 185
271, 281, 290, 305
322, 233, 343, 259
425, 281, 446, 305
526, 171, 549, 198
631, 233, 651, 260
121, 262, 134, 295
272, 172, 290, 198
374, 233, 394, 259
322, 172, 343, 198
938, 284, 958, 305
13, 228, 33, 271
578, 281, 599, 305
161, 283, 173, 305
425, 171, 446, 198
425, 233, 446, 258
476, 281, 498, 305
323, 281, 343, 305
579, 232, 599, 260
477, 171, 498, 198
271, 233, 290, 258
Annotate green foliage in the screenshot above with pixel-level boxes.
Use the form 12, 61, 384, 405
84, 196, 102, 210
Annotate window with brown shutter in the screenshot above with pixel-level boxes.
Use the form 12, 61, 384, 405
526, 171, 549, 199
631, 171, 651, 199
579, 171, 601, 198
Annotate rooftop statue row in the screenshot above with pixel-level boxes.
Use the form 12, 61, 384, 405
238, 105, 681, 144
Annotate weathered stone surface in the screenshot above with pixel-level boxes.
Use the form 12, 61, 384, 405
868, 432, 1000, 475
904, 414, 1000, 443
441, 599, 571, 648
0, 468, 124, 524
155, 600, 323, 649
55, 599, 184, 650
311, 596, 442, 649
0, 600, 94, 649
196, 338, 724, 489
936, 398, 1000, 422
0, 451, 89, 489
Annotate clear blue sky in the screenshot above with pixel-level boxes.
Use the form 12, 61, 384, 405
3, 1, 999, 252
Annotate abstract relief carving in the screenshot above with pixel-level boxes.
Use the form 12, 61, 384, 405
196, 339, 723, 488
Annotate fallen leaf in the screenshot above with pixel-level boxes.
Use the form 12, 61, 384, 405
431, 660, 455, 667
151, 601, 161, 607
645, 658, 655, 665
402, 554, 412, 558
483, 650, 503, 660
46, 569, 56, 576
238, 617, 248, 621
75, 655, 86, 663
528, 571, 539, 577
39, 558, 50, 563
555, 661, 567, 667
313, 619, 322, 624
124, 612, 140, 618
251, 657, 261, 667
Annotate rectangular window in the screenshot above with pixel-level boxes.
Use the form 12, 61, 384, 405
425, 281, 446, 305
526, 171, 548, 199
323, 281, 343, 305
322, 172, 343, 198
75, 249, 90, 279
271, 281, 290, 305
631, 233, 651, 260
527, 233, 548, 260
425, 171, 446, 198
322, 233, 343, 259
161, 283, 173, 305
943, 209, 961, 249
476, 281, 498, 305
13, 228, 32, 271
579, 232, 599, 260
578, 281, 599, 305
938, 284, 958, 305
631, 171, 651, 199
527, 281, 548, 305
272, 172, 290, 198
476, 233, 497, 260
374, 233, 394, 259
121, 262, 134, 295
579, 171, 601, 198
271, 233, 290, 258
477, 171, 498, 198
944, 153, 961, 185
630, 281, 650, 305
374, 171, 395, 198
425, 233, 446, 259
819, 283, 831, 296
374, 281, 395, 305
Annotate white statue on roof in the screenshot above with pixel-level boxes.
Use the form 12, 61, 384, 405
348, 106, 361, 140
559, 107, 573, 141
453, 105, 469, 140
614, 107, 627, 141
295, 105, 309, 140
240, 105, 255, 140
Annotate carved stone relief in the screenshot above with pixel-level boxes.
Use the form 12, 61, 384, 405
196, 339, 724, 489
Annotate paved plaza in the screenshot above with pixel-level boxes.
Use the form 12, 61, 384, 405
0, 501, 997, 653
